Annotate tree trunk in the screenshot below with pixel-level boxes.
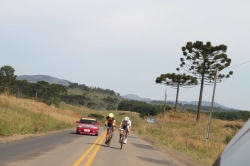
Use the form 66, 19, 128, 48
196, 76, 205, 122
175, 82, 180, 111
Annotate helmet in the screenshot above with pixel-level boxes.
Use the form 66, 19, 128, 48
124, 117, 129, 121
109, 113, 114, 118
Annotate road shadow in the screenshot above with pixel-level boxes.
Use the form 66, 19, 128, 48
85, 143, 121, 149
131, 143, 156, 150
137, 156, 173, 165
70, 132, 97, 137
107, 146, 121, 150
69, 132, 77, 134
86, 143, 106, 147
128, 135, 137, 139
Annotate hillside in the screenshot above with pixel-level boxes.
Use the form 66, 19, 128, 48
0, 94, 76, 136
67, 88, 122, 110
122, 94, 152, 102
16, 75, 122, 110
17, 75, 71, 86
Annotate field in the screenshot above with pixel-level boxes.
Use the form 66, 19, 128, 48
0, 94, 245, 165
132, 111, 244, 164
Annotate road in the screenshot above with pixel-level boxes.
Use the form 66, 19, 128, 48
0, 128, 185, 166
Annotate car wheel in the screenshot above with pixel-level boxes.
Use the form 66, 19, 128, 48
95, 133, 98, 136
76, 131, 79, 134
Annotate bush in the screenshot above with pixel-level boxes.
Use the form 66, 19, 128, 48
224, 136, 232, 143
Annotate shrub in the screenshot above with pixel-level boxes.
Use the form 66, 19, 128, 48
224, 136, 232, 143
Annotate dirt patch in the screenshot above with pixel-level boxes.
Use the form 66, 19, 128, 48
132, 132, 211, 166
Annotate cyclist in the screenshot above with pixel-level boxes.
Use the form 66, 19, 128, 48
119, 116, 132, 144
104, 113, 116, 144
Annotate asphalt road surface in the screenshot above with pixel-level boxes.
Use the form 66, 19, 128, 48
0, 128, 185, 166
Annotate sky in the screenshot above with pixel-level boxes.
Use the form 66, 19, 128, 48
1, 0, 249, 111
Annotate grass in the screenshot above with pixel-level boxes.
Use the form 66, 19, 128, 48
0, 95, 76, 135
0, 95, 141, 135
132, 110, 245, 164
0, 94, 245, 165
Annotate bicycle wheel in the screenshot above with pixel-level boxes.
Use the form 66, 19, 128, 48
107, 128, 111, 147
120, 135, 123, 149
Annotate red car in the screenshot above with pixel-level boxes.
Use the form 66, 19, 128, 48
76, 117, 100, 136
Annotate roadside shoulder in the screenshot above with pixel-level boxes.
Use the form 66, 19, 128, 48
132, 132, 210, 166
0, 128, 75, 144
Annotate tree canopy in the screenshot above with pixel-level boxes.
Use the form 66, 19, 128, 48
177, 41, 233, 122
155, 73, 198, 111
0, 65, 17, 93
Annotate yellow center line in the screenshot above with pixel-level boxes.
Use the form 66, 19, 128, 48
73, 131, 106, 166
84, 132, 106, 166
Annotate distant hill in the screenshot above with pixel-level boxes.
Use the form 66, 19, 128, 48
16, 75, 71, 86
122, 94, 238, 111
122, 94, 152, 102
173, 100, 235, 110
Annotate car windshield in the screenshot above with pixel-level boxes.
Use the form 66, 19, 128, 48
80, 119, 97, 124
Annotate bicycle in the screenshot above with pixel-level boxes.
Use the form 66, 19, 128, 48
119, 128, 128, 150
104, 125, 114, 147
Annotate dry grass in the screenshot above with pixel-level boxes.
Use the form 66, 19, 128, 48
0, 95, 77, 124
133, 110, 245, 164
0, 95, 80, 135
0, 94, 142, 136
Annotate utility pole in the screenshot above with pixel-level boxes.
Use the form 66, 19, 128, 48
206, 68, 218, 143
162, 89, 167, 131
175, 82, 180, 111
17, 86, 19, 98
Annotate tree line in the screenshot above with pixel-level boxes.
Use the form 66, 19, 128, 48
117, 100, 171, 117
0, 65, 120, 109
209, 111, 250, 121
118, 99, 250, 121
184, 108, 250, 121
0, 65, 67, 107
0, 65, 93, 108
68, 82, 120, 96
150, 100, 240, 112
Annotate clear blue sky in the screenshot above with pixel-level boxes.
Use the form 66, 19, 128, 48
1, 0, 249, 110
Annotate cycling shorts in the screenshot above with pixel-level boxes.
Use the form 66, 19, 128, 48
122, 125, 128, 130
107, 123, 113, 127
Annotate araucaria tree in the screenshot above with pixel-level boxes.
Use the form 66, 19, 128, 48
155, 73, 198, 111
177, 41, 233, 122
